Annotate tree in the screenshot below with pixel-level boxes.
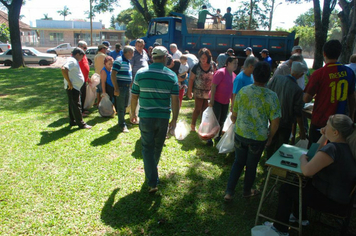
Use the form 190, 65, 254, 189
57, 5, 71, 21
294, 8, 315, 27
110, 15, 115, 29
232, 0, 270, 30
337, 0, 356, 64
41, 14, 53, 20
0, 23, 10, 42
115, 8, 148, 39
0, 0, 25, 68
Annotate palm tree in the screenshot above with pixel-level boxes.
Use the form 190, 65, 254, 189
57, 6, 71, 21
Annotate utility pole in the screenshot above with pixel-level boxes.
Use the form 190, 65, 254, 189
269, 1, 282, 31
90, 0, 93, 46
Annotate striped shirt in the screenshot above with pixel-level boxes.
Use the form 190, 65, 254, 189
112, 55, 132, 85
132, 63, 179, 119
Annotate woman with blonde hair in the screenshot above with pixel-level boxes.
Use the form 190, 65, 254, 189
266, 114, 356, 235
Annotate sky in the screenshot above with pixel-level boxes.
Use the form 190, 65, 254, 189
18, 0, 315, 30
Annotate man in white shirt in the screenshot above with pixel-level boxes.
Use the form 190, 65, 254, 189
61, 48, 92, 129
170, 43, 182, 60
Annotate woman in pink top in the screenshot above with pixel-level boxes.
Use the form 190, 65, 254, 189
209, 56, 238, 144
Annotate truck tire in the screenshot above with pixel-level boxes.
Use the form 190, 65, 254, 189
4, 60, 12, 66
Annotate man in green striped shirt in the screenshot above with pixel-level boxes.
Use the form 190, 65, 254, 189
130, 46, 179, 193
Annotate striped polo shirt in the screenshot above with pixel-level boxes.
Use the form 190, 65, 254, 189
112, 55, 132, 85
132, 63, 179, 119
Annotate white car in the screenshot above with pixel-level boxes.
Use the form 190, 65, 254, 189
46, 43, 74, 55
0, 41, 11, 53
0, 47, 57, 66
86, 46, 98, 65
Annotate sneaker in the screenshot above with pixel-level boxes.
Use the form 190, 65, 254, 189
263, 222, 289, 236
148, 187, 158, 193
80, 124, 92, 129
122, 126, 129, 133
289, 213, 310, 226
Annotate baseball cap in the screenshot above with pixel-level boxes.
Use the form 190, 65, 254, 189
152, 46, 168, 57
102, 41, 111, 48
291, 61, 308, 74
260, 49, 269, 54
98, 44, 108, 51
227, 48, 234, 55
292, 45, 303, 51
244, 47, 252, 52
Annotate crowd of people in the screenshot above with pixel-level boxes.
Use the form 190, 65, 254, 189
62, 38, 356, 235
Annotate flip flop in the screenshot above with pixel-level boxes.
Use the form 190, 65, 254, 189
243, 189, 260, 198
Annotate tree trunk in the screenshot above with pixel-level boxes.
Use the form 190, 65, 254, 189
152, 0, 168, 17
131, 0, 152, 24
172, 0, 190, 13
312, 0, 336, 69
338, 0, 356, 64
248, 0, 253, 29
4, 0, 25, 68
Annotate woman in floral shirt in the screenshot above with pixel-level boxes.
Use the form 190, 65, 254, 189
187, 48, 216, 137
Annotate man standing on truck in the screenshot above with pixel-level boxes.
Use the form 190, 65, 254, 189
221, 7, 233, 30
260, 49, 272, 68
197, 5, 214, 29
217, 48, 234, 69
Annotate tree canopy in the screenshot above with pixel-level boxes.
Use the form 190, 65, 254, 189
232, 0, 270, 30
57, 5, 71, 21
0, 23, 10, 42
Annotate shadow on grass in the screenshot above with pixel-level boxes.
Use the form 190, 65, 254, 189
131, 138, 142, 159
90, 125, 120, 146
38, 126, 77, 145
47, 117, 68, 128
100, 186, 162, 232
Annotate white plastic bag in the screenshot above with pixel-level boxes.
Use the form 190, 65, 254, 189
222, 112, 233, 132
175, 120, 190, 140
198, 107, 220, 140
216, 124, 235, 153
84, 84, 97, 110
295, 139, 308, 149
98, 93, 115, 117
251, 225, 279, 236
89, 73, 100, 88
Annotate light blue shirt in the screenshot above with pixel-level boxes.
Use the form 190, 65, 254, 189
233, 71, 254, 94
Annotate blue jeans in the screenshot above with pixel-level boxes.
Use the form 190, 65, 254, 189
139, 117, 169, 188
226, 134, 266, 195
115, 85, 130, 128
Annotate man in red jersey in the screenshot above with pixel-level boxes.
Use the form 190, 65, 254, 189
77, 41, 90, 115
304, 40, 356, 146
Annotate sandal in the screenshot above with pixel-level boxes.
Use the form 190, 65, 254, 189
243, 189, 260, 198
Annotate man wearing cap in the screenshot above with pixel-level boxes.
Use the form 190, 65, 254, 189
291, 45, 309, 90
94, 44, 108, 74
244, 47, 254, 57
170, 43, 182, 60
221, 7, 233, 29
266, 61, 307, 158
217, 48, 234, 69
130, 46, 179, 193
111, 46, 134, 133
109, 43, 123, 60
260, 49, 272, 68
102, 41, 111, 55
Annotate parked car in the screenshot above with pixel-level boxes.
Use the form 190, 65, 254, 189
46, 43, 74, 55
0, 47, 57, 66
86, 46, 98, 66
0, 41, 11, 53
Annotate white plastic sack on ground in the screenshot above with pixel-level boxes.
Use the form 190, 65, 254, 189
222, 112, 233, 132
84, 84, 97, 110
216, 124, 235, 153
98, 93, 115, 117
89, 73, 100, 88
251, 225, 279, 236
295, 139, 308, 149
198, 107, 220, 140
175, 120, 190, 140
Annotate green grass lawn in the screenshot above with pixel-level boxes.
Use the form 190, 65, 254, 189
0, 67, 354, 235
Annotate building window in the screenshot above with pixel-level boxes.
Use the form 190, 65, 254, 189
49, 33, 64, 42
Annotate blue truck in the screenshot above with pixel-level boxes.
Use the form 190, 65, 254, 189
130, 12, 297, 65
